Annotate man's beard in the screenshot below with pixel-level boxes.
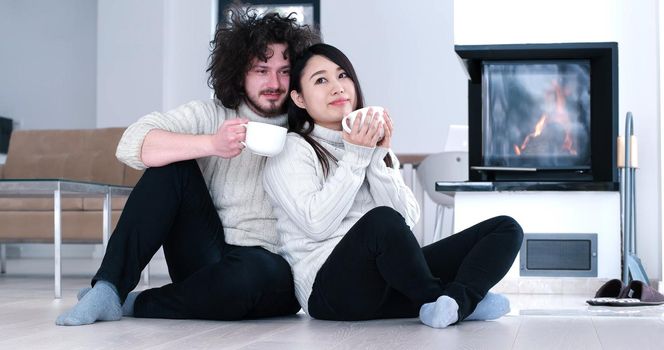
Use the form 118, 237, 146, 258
245, 89, 286, 117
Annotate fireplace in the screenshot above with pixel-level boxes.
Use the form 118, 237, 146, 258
455, 42, 618, 190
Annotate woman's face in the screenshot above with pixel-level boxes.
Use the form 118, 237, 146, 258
290, 55, 357, 130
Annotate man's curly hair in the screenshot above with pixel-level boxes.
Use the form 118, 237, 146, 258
207, 5, 320, 109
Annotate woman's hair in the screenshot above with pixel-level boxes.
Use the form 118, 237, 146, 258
207, 5, 320, 109
288, 43, 391, 176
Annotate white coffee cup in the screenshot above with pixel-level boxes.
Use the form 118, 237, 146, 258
342, 106, 385, 139
241, 122, 287, 157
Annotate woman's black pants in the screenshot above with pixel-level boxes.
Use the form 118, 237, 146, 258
308, 207, 523, 321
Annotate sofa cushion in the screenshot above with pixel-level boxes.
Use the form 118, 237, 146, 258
82, 196, 128, 210
3, 128, 127, 185
0, 198, 83, 211
0, 210, 122, 242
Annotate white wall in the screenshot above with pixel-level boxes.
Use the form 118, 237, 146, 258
455, 0, 661, 280
162, 0, 214, 111
0, 0, 97, 130
455, 0, 619, 44
96, 0, 213, 128
96, 0, 165, 128
660, 0, 664, 288
321, 0, 467, 154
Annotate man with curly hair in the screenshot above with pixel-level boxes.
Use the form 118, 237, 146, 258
56, 6, 320, 326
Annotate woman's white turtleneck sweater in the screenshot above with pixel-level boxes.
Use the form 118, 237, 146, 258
115, 99, 287, 253
263, 124, 420, 315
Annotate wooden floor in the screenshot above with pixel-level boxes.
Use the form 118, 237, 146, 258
2, 259, 664, 349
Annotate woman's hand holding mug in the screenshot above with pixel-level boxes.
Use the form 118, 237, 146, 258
377, 109, 393, 149
342, 106, 385, 148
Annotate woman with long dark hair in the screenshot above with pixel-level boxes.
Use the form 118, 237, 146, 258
263, 43, 523, 328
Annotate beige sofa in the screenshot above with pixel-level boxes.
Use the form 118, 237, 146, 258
0, 128, 143, 296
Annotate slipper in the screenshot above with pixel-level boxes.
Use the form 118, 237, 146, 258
614, 280, 664, 306
586, 279, 627, 306
604, 298, 645, 306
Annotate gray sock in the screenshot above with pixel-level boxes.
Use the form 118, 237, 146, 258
76, 286, 92, 301
55, 280, 122, 326
419, 295, 459, 328
122, 291, 139, 317
465, 292, 511, 321
78, 286, 139, 316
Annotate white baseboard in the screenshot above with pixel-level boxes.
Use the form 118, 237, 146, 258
493, 278, 664, 295
493, 277, 610, 295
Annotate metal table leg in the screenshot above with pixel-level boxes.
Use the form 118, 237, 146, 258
0, 244, 6, 274
103, 189, 111, 252
54, 183, 62, 299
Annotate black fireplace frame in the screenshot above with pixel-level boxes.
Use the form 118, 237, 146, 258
455, 42, 618, 190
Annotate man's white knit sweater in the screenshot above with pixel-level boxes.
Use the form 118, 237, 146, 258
116, 100, 287, 253
263, 124, 420, 315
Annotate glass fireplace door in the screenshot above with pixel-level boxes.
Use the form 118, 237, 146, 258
481, 60, 592, 170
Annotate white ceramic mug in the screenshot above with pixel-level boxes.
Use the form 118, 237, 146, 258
342, 106, 385, 139
241, 122, 287, 157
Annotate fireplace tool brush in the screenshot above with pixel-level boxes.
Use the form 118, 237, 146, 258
619, 111, 649, 285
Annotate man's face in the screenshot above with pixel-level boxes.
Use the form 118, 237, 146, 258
243, 43, 290, 117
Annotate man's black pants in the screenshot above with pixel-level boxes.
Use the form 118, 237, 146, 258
93, 160, 300, 320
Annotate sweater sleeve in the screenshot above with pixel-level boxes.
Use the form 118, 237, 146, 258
365, 147, 421, 228
264, 136, 374, 241
116, 100, 224, 170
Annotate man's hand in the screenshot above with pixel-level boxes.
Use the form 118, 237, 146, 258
211, 118, 249, 159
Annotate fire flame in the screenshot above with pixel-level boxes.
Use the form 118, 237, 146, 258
518, 114, 547, 151
513, 80, 578, 156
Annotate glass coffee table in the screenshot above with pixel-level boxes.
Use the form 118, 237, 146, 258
0, 179, 133, 298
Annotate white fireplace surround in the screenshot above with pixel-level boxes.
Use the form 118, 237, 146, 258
454, 191, 621, 283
